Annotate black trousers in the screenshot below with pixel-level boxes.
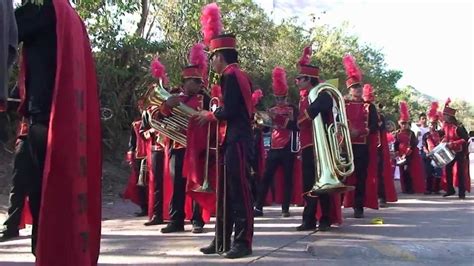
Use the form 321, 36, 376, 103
353, 144, 369, 209
445, 153, 466, 196
255, 143, 295, 212
401, 156, 414, 193
377, 147, 385, 201
168, 148, 203, 226
301, 146, 330, 226
249, 129, 263, 200
422, 151, 440, 192
215, 141, 253, 249
27, 121, 49, 255
151, 150, 164, 219
3, 138, 33, 232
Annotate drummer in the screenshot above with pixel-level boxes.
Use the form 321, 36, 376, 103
394, 101, 426, 194
422, 102, 443, 194
441, 99, 469, 199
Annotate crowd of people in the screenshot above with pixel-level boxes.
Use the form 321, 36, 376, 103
0, 1, 471, 264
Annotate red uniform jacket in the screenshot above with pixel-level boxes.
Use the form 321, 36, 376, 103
344, 100, 379, 209
297, 88, 313, 149
269, 104, 296, 149
441, 123, 470, 192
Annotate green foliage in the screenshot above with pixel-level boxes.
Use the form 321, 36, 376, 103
65, 0, 470, 147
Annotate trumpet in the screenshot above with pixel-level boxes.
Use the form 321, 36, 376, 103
308, 83, 354, 195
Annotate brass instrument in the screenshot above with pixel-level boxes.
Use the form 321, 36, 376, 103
290, 131, 300, 153
193, 97, 220, 193
136, 159, 148, 187
143, 79, 197, 146
308, 83, 354, 195
254, 111, 273, 128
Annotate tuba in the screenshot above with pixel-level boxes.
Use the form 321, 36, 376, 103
308, 83, 354, 195
143, 79, 197, 146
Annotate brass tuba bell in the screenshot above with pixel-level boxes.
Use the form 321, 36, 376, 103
143, 79, 197, 146
308, 83, 354, 195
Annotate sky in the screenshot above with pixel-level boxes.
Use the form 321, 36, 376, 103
254, 0, 474, 103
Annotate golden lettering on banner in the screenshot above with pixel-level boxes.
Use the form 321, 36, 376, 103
79, 123, 86, 142
75, 90, 84, 111
77, 193, 88, 214
79, 232, 89, 252
79, 156, 87, 177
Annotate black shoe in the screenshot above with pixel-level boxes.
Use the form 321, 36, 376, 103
253, 208, 263, 217
224, 245, 252, 259
296, 223, 316, 231
160, 223, 184, 233
0, 230, 19, 242
459, 194, 466, 199
200, 241, 230, 254
378, 199, 388, 208
192, 225, 204, 234
281, 211, 291, 217
424, 191, 432, 195
200, 242, 217, 254
353, 208, 364, 218
144, 216, 165, 226
134, 210, 148, 217
318, 223, 331, 232
443, 191, 455, 197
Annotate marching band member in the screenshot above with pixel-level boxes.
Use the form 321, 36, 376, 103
1, 118, 32, 242
254, 67, 298, 218
158, 62, 209, 233
249, 89, 265, 200
196, 31, 255, 258
295, 46, 335, 231
422, 102, 443, 194
394, 101, 426, 194
1, 86, 32, 242
14, 0, 102, 263
140, 106, 166, 226
363, 87, 398, 207
441, 99, 470, 199
342, 55, 379, 218
122, 101, 149, 217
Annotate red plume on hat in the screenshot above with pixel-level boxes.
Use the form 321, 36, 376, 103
399, 101, 410, 122
427, 101, 439, 122
272, 67, 288, 96
445, 97, 451, 107
210, 84, 222, 99
150, 57, 169, 85
252, 89, 264, 106
362, 83, 374, 102
298, 46, 312, 66
443, 97, 456, 116
188, 43, 208, 84
343, 54, 362, 88
200, 3, 223, 46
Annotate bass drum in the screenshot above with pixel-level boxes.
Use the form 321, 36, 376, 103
428, 142, 456, 168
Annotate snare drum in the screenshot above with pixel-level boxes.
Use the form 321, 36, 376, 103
427, 142, 455, 168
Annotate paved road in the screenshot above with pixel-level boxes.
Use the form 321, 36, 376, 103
0, 182, 473, 265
